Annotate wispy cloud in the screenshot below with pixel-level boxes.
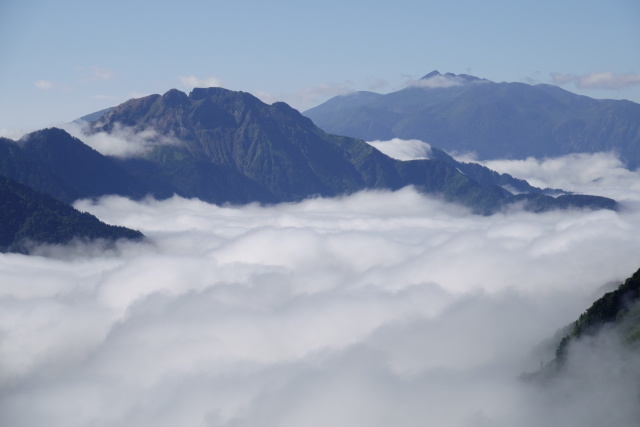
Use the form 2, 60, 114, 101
33, 79, 53, 90
64, 122, 181, 158
367, 138, 432, 161
289, 82, 353, 110
552, 71, 640, 90
408, 74, 464, 89
179, 74, 223, 88
92, 67, 116, 80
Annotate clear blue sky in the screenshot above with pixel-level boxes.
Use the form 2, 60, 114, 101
1, 0, 639, 131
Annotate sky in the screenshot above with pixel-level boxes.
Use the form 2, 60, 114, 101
1, 0, 639, 131
2, 147, 640, 425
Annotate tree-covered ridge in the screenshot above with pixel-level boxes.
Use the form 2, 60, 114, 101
0, 175, 143, 253
554, 269, 640, 364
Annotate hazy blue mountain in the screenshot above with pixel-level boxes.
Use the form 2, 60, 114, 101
304, 71, 640, 168
73, 107, 114, 124
0, 174, 143, 253
87, 87, 616, 214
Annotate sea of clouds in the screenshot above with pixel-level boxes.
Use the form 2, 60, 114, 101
1, 139, 640, 426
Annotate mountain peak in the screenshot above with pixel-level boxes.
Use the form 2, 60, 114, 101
421, 70, 442, 80
411, 71, 487, 89
162, 89, 189, 106
420, 70, 483, 83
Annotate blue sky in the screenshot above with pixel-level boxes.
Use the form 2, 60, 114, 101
1, 0, 639, 132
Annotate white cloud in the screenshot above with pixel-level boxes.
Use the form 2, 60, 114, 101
63, 122, 181, 158
409, 74, 463, 89
92, 67, 116, 80
2, 168, 640, 425
552, 71, 640, 90
289, 82, 353, 110
478, 152, 640, 204
367, 138, 432, 161
0, 128, 29, 140
33, 79, 53, 90
252, 90, 278, 105
179, 75, 223, 88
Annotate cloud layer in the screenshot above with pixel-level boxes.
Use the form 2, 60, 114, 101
1, 164, 640, 426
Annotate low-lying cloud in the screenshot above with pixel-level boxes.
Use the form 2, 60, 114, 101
367, 138, 432, 161
63, 122, 181, 157
551, 71, 640, 90
477, 152, 640, 204
409, 74, 464, 89
1, 166, 640, 426
2, 137, 640, 425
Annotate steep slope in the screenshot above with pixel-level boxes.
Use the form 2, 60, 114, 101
305, 71, 640, 168
522, 267, 640, 382
0, 175, 143, 253
0, 129, 148, 203
554, 269, 640, 365
88, 87, 615, 214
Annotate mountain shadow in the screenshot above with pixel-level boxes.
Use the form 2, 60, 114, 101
0, 174, 144, 254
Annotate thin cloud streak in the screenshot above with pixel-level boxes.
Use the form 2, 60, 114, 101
552, 71, 640, 90
33, 79, 53, 90
179, 75, 223, 88
367, 138, 432, 161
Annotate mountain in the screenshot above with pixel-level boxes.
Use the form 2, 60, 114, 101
555, 269, 640, 365
0, 174, 143, 253
522, 268, 640, 381
84, 87, 615, 214
0, 129, 148, 203
304, 71, 640, 168
73, 106, 114, 124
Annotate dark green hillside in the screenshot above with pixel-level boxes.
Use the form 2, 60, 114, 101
554, 269, 640, 365
0, 175, 143, 253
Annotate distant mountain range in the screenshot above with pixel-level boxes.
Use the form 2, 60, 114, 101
304, 71, 640, 169
6, 87, 609, 214
0, 174, 143, 253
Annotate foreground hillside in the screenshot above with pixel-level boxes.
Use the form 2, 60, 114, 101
305, 71, 640, 168
0, 175, 144, 253
524, 267, 640, 382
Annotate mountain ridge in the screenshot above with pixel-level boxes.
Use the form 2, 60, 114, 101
304, 73, 640, 168
0, 174, 144, 253
0, 87, 616, 215
87, 87, 615, 214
